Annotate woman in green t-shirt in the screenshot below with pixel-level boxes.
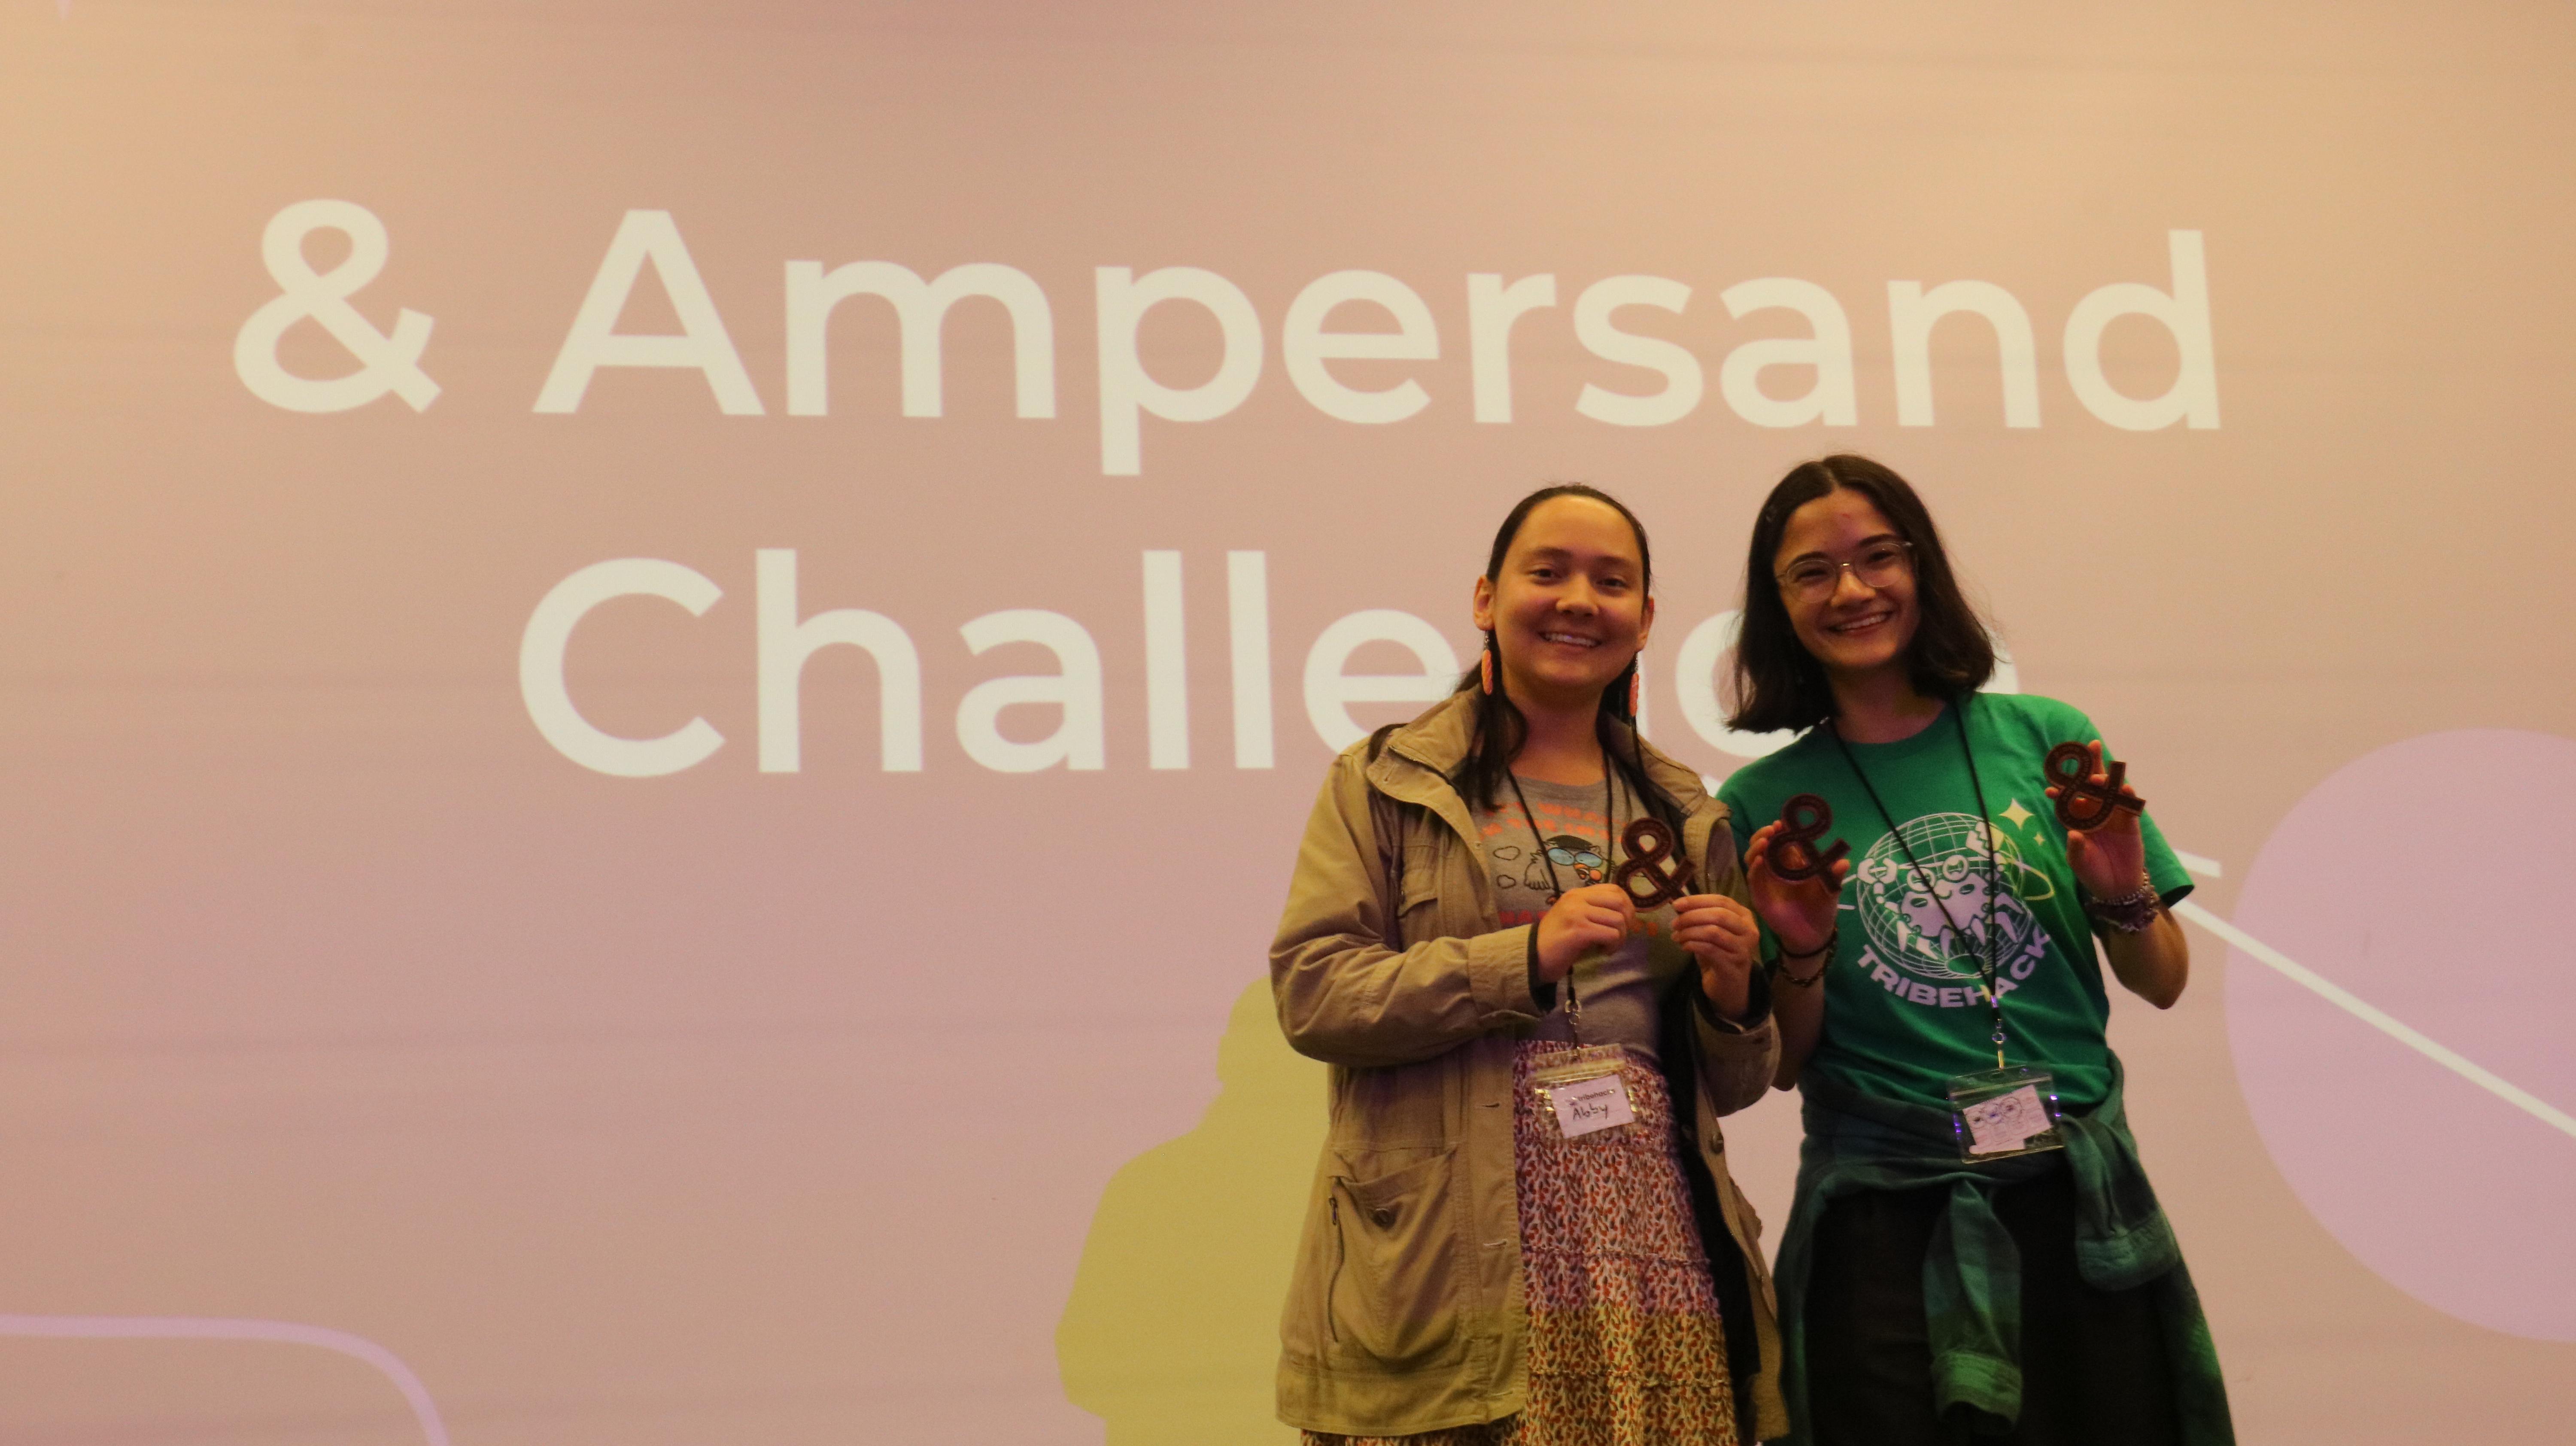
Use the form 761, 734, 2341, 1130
1715, 456, 2233, 1446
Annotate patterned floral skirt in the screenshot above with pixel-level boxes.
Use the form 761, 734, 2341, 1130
1306, 1041, 1738, 1446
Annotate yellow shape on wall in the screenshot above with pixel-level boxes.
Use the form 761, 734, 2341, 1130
1058, 978, 1324, 1445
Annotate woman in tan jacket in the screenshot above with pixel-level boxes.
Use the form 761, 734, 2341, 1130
1272, 485, 1788, 1445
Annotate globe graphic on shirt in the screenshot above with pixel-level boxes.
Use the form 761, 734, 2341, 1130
1850, 811, 2052, 984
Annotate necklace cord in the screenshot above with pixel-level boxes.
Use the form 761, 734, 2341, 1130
1827, 697, 2010, 1069
1505, 762, 1620, 1043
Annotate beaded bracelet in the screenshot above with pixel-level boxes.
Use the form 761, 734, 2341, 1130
1769, 927, 1838, 987
2085, 878, 2163, 935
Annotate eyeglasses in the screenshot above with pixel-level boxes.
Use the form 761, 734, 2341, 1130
1775, 539, 1913, 602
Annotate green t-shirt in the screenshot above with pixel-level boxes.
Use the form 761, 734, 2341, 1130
1716, 692, 2192, 1111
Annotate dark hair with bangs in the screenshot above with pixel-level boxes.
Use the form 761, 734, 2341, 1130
1725, 455, 1995, 735
1442, 483, 1680, 835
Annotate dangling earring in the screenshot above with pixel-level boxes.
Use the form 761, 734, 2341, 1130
1480, 643, 1496, 696
1628, 668, 1641, 718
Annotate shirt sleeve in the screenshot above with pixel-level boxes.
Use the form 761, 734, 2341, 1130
1714, 773, 1756, 866
2137, 809, 2195, 908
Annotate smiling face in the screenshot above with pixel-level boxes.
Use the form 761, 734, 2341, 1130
1472, 494, 1653, 713
1772, 487, 1920, 684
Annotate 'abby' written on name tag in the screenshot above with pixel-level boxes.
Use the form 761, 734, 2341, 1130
1549, 1073, 1636, 1139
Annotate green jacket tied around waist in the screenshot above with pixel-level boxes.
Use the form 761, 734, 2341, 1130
1774, 1059, 2233, 1445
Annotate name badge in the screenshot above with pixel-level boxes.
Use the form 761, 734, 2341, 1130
1962, 1085, 2050, 1154
1945, 1065, 2065, 1161
1546, 1072, 1635, 1138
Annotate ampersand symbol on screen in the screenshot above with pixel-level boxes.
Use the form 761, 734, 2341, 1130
2046, 742, 2144, 831
232, 199, 440, 413
1767, 793, 1849, 884
1613, 817, 1692, 909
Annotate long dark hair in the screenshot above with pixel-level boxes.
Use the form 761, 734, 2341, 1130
1726, 454, 1995, 734
1445, 484, 1681, 836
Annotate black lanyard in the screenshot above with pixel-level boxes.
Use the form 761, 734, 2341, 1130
1504, 766, 1618, 1039
1827, 697, 2013, 1070
1504, 768, 1616, 905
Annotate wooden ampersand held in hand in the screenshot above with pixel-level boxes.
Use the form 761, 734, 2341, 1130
1613, 817, 1692, 908
1768, 793, 1849, 883
2046, 742, 2146, 832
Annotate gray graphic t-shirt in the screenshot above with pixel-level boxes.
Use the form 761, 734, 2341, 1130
1473, 771, 1689, 1063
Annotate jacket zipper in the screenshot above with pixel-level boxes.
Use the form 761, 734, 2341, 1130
1325, 1193, 1345, 1343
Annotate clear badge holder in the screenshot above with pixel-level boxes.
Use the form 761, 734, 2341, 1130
1532, 1045, 1636, 1140
1946, 1065, 2065, 1161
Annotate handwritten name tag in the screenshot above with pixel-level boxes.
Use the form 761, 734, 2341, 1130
1962, 1084, 2051, 1155
1549, 1073, 1636, 1139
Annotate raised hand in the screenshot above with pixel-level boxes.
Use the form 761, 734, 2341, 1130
2046, 740, 2148, 898
1673, 892, 1761, 1019
1746, 818, 1848, 956
1533, 883, 1639, 983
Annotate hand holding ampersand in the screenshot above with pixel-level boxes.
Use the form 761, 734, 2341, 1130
1613, 817, 1693, 908
2045, 740, 2150, 899
1673, 892, 1762, 1019
1533, 884, 1638, 984
1746, 817, 1847, 957
1767, 794, 1849, 883
2046, 741, 2144, 831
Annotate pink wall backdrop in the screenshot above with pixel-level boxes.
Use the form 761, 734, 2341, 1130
3, 3, 2571, 1443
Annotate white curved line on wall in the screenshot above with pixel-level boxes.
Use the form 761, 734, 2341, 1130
0, 1314, 450, 1446
2169, 850, 2576, 1142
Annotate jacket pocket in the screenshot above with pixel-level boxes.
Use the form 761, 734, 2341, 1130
1395, 845, 1441, 940
1327, 1147, 1463, 1368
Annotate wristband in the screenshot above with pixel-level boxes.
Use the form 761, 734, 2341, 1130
1768, 927, 1837, 987
2084, 877, 2162, 935
1776, 928, 1835, 961
1525, 926, 1558, 1009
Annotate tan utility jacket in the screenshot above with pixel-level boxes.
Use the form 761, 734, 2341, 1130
1271, 692, 1788, 1440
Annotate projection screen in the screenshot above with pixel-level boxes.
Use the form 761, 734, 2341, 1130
3, 3, 2570, 1443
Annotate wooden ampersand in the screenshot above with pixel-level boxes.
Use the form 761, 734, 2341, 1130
1613, 817, 1692, 909
1768, 793, 1849, 884
2047, 742, 2145, 831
